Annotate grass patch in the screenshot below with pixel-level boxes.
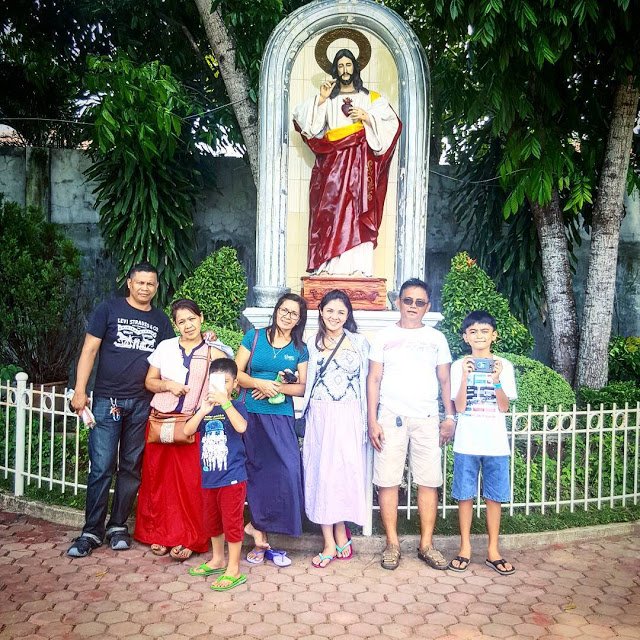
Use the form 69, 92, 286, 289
375, 502, 640, 537
2, 479, 638, 538
1, 478, 87, 510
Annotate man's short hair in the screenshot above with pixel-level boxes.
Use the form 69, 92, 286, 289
209, 357, 238, 378
399, 278, 431, 300
461, 310, 497, 332
128, 261, 158, 279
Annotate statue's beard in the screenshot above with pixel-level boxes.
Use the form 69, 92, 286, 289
338, 73, 353, 86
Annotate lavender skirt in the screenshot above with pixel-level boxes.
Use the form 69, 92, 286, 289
302, 399, 367, 526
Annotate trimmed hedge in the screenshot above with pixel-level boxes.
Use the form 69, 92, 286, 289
441, 252, 534, 359
499, 352, 576, 412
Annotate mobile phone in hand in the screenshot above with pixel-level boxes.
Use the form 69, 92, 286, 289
282, 369, 298, 383
209, 372, 226, 392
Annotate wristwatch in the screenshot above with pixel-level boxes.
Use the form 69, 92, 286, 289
444, 414, 457, 422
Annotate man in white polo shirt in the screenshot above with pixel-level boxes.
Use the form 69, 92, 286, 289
367, 278, 456, 570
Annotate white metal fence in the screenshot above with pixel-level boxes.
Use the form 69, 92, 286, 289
1, 373, 639, 536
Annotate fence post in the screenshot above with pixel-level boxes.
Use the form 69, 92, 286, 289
14, 372, 29, 496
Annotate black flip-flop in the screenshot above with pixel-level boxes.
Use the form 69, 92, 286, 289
485, 558, 515, 575
448, 555, 470, 572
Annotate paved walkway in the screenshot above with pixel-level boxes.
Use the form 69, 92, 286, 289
0, 510, 639, 640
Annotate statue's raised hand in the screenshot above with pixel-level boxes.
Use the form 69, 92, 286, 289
318, 79, 336, 104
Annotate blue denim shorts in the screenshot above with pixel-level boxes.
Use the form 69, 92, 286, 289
451, 453, 511, 503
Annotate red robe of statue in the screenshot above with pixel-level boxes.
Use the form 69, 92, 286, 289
293, 90, 402, 274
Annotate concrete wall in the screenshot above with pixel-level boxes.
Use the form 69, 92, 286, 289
0, 149, 257, 306
1, 148, 638, 361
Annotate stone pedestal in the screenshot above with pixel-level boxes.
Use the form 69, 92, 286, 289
301, 276, 387, 310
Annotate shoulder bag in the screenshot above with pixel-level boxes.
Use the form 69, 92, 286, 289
147, 345, 211, 445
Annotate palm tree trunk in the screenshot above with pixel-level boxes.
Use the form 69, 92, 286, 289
530, 191, 579, 384
576, 76, 640, 389
193, 0, 259, 186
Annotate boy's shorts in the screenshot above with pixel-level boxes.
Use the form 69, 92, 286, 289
451, 453, 510, 503
202, 481, 247, 542
373, 406, 442, 488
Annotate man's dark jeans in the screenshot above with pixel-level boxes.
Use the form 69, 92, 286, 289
82, 395, 150, 542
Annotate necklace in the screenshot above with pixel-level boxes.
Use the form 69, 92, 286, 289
324, 332, 344, 349
271, 344, 285, 359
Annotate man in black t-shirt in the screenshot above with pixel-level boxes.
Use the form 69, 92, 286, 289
67, 262, 174, 558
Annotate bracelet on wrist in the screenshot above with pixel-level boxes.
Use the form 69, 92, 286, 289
494, 383, 503, 390
444, 414, 457, 422
221, 401, 232, 411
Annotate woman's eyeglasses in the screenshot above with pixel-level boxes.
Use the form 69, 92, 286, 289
278, 307, 300, 320
401, 297, 428, 308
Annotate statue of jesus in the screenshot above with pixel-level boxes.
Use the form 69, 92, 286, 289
293, 48, 401, 276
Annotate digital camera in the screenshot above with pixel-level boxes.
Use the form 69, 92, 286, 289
473, 357, 494, 373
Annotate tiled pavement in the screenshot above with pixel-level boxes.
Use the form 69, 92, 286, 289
0, 510, 639, 640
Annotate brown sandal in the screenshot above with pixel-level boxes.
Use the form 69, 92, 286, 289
417, 545, 448, 570
150, 544, 169, 556
381, 544, 401, 570
170, 545, 193, 561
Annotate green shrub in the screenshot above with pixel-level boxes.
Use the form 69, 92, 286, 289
441, 252, 534, 359
608, 336, 640, 383
171, 247, 248, 330
500, 352, 576, 412
0, 197, 85, 383
578, 381, 640, 408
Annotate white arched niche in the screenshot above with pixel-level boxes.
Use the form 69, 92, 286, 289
252, 0, 430, 308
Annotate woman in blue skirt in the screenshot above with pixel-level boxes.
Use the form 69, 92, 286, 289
235, 293, 308, 565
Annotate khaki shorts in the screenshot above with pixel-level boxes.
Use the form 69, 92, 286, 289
372, 406, 442, 488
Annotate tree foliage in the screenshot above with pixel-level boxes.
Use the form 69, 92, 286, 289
0, 196, 85, 382
84, 55, 211, 303
0, 0, 108, 146
392, 0, 640, 387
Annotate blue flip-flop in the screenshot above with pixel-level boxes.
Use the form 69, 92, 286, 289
311, 552, 335, 568
265, 548, 292, 567
335, 527, 353, 560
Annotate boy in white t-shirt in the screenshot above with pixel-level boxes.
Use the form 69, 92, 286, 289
449, 311, 517, 576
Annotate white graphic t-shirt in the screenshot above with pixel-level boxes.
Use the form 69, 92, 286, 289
450, 357, 517, 456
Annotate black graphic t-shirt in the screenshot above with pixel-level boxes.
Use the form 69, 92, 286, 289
198, 401, 249, 489
88, 298, 174, 398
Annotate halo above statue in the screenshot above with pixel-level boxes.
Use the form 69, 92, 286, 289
315, 28, 372, 74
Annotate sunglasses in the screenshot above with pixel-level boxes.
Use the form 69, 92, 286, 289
401, 297, 428, 308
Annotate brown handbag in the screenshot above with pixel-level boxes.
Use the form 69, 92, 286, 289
147, 346, 211, 445
147, 410, 196, 444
